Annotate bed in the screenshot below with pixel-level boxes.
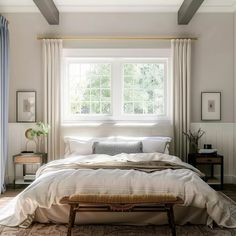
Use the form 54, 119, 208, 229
0, 136, 236, 229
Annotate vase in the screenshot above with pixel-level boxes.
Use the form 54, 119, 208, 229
189, 141, 198, 154
35, 136, 44, 153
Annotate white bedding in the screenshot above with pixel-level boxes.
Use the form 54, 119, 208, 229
0, 152, 236, 228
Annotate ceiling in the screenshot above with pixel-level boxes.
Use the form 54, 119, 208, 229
1, 0, 236, 13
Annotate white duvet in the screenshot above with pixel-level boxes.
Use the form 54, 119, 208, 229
0, 152, 236, 228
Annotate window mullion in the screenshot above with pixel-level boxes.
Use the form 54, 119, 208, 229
112, 60, 122, 120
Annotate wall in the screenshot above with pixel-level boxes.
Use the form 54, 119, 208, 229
3, 12, 236, 183
3, 12, 234, 123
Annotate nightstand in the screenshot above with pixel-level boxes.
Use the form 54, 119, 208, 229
188, 153, 224, 190
13, 153, 47, 188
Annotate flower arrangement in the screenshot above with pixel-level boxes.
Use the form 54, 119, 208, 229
25, 122, 50, 153
183, 128, 205, 153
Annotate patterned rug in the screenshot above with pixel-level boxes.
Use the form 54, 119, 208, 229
0, 192, 236, 236
1, 224, 236, 236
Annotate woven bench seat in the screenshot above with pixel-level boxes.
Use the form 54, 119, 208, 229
60, 194, 183, 236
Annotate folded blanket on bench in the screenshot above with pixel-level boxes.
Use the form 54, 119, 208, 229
60, 194, 180, 204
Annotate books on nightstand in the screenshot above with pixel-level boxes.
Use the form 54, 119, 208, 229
198, 149, 217, 154
23, 174, 35, 182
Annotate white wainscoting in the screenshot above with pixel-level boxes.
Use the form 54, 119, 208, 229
6, 122, 236, 184
191, 123, 235, 183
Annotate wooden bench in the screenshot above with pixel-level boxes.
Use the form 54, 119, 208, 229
60, 194, 183, 236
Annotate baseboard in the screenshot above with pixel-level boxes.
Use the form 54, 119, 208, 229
224, 175, 233, 183
231, 175, 236, 184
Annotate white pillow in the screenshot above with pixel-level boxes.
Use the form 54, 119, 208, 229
142, 139, 170, 154
69, 140, 94, 155
115, 136, 171, 154
64, 136, 116, 157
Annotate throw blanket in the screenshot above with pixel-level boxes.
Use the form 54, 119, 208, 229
0, 153, 236, 228
36, 154, 204, 176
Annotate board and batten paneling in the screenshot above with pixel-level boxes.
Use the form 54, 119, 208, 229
6, 122, 236, 184
191, 123, 235, 183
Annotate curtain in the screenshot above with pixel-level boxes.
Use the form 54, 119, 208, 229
43, 39, 62, 161
0, 15, 9, 193
171, 39, 191, 161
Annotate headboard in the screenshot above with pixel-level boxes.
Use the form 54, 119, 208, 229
60, 124, 174, 156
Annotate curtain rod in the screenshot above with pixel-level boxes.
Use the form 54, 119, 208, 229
37, 36, 198, 41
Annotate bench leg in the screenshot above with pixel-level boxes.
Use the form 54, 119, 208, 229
67, 204, 78, 236
166, 204, 176, 236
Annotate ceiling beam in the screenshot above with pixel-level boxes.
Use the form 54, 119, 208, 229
33, 0, 59, 25
178, 0, 204, 25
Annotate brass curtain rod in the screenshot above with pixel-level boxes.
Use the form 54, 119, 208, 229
37, 36, 198, 41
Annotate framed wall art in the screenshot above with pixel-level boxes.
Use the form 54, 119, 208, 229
16, 91, 36, 122
201, 92, 221, 121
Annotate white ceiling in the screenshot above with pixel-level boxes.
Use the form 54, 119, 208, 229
1, 0, 236, 13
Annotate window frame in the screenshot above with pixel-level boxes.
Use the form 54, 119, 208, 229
119, 58, 168, 119
62, 57, 113, 121
62, 49, 171, 123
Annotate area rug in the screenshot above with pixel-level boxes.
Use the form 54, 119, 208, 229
0, 192, 236, 236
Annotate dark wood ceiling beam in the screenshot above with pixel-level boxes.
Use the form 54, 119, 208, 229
178, 0, 204, 25
33, 0, 59, 25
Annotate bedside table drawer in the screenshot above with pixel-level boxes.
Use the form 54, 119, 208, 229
196, 157, 222, 164
14, 156, 42, 164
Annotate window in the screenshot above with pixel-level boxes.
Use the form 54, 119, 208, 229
66, 62, 112, 116
123, 63, 166, 115
62, 49, 170, 123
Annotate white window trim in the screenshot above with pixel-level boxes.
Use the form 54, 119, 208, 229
62, 48, 172, 124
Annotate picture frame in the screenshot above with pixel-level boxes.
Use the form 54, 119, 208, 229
16, 91, 36, 123
201, 92, 221, 121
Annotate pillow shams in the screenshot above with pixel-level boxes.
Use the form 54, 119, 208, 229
65, 140, 94, 157
93, 141, 143, 156
142, 139, 169, 154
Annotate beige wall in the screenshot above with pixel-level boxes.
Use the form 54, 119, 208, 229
3, 12, 234, 123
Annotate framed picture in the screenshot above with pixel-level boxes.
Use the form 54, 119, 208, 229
16, 91, 36, 122
201, 92, 221, 121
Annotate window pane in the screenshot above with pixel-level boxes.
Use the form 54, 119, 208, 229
101, 89, 110, 101
91, 102, 100, 114
81, 102, 90, 114
71, 103, 80, 114
90, 76, 100, 88
124, 89, 133, 101
91, 89, 100, 101
66, 63, 112, 116
101, 103, 111, 113
80, 89, 90, 101
123, 63, 166, 115
124, 76, 133, 88
124, 103, 133, 114
134, 102, 143, 114
101, 76, 110, 88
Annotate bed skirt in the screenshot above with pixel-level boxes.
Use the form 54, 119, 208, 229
35, 205, 208, 225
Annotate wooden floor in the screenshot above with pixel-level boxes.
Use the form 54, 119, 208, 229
221, 184, 236, 202
0, 188, 22, 197
0, 184, 236, 236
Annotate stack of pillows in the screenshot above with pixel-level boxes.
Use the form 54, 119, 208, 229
64, 136, 172, 157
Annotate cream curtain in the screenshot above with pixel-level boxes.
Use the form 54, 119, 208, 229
43, 39, 62, 161
171, 39, 191, 161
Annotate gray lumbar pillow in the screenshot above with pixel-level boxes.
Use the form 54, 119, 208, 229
93, 141, 143, 156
